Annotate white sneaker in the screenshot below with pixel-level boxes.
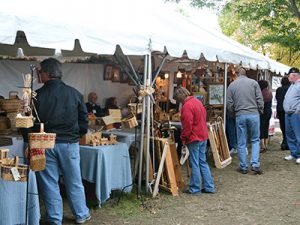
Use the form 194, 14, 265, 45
296, 158, 300, 164
229, 148, 238, 154
284, 155, 295, 161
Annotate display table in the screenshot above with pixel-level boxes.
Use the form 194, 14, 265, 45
0, 171, 40, 225
79, 142, 132, 204
103, 129, 140, 147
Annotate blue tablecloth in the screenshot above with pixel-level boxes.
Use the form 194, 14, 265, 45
103, 129, 140, 147
80, 142, 132, 204
0, 171, 40, 225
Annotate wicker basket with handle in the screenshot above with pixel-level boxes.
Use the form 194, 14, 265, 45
30, 148, 46, 171
29, 123, 56, 149
15, 115, 34, 128
122, 115, 138, 129
1, 156, 28, 182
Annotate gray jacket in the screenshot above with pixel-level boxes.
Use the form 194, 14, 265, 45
283, 80, 300, 114
227, 75, 264, 116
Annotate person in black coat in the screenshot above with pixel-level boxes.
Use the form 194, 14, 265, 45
276, 76, 291, 150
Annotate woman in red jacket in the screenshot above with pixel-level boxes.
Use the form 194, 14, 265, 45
174, 87, 215, 195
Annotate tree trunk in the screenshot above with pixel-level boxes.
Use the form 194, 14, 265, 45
289, 0, 300, 19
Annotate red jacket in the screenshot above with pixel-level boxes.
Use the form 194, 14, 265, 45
180, 96, 208, 145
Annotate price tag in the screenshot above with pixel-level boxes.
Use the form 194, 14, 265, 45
11, 167, 21, 181
93, 109, 96, 114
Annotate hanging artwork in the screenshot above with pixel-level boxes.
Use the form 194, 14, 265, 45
208, 83, 224, 105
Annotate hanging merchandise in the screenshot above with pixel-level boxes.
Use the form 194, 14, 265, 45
15, 73, 34, 128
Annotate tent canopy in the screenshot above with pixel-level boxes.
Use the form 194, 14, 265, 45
0, 0, 289, 74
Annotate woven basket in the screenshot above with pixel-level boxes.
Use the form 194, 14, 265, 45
29, 133, 56, 149
0, 99, 20, 113
0, 156, 28, 182
7, 113, 18, 130
16, 116, 34, 128
122, 115, 138, 129
128, 103, 142, 114
0, 117, 10, 130
30, 148, 46, 171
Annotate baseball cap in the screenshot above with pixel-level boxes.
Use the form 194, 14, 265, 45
287, 67, 299, 75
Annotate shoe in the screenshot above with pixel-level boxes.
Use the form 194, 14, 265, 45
229, 148, 238, 154
251, 167, 263, 175
284, 155, 295, 161
236, 167, 248, 174
201, 189, 215, 194
75, 215, 91, 224
182, 189, 201, 196
296, 158, 300, 164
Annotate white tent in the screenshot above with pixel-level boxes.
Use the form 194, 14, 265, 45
0, 0, 289, 73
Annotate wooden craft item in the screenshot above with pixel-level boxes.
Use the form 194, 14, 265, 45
0, 99, 21, 113
80, 132, 102, 145
1, 156, 28, 182
159, 112, 170, 121
0, 148, 9, 164
171, 112, 181, 121
0, 117, 10, 130
128, 103, 142, 114
108, 109, 122, 123
122, 115, 138, 129
101, 115, 115, 130
207, 117, 231, 169
109, 134, 117, 144
15, 115, 34, 128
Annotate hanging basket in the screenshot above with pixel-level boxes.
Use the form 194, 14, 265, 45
29, 123, 56, 149
30, 148, 46, 171
0, 99, 21, 113
16, 115, 34, 128
1, 156, 28, 182
122, 115, 138, 129
128, 103, 142, 114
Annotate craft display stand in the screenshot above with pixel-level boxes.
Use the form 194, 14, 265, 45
207, 117, 232, 169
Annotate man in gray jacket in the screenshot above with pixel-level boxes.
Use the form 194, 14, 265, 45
227, 67, 264, 174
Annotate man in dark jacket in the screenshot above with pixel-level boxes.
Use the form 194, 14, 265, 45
35, 58, 91, 224
275, 76, 291, 150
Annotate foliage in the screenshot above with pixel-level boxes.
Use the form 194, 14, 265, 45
169, 0, 300, 67
218, 0, 300, 67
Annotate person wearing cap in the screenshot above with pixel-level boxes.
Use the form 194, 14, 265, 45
174, 87, 215, 195
283, 67, 300, 164
227, 67, 264, 175
275, 76, 291, 150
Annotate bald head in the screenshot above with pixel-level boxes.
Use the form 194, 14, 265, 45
237, 67, 246, 76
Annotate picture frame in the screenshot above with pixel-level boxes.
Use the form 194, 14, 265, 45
104, 65, 113, 80
193, 92, 207, 105
111, 67, 121, 82
207, 83, 224, 105
120, 71, 129, 83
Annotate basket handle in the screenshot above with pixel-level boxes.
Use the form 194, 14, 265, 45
9, 91, 19, 99
14, 156, 19, 167
40, 123, 44, 133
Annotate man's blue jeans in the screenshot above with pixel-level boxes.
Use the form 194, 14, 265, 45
187, 140, 215, 194
36, 143, 89, 225
285, 113, 300, 158
236, 114, 260, 170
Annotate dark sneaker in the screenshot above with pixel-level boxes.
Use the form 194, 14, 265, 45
251, 167, 263, 175
201, 189, 215, 194
236, 168, 248, 174
75, 215, 91, 224
182, 189, 201, 196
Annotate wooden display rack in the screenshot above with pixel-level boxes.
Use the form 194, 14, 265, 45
208, 117, 232, 169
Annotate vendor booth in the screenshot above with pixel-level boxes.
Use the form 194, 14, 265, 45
0, 0, 291, 224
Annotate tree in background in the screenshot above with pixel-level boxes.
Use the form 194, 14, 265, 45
169, 0, 300, 67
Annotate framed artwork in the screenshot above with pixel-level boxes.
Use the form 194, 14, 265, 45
111, 67, 121, 82
104, 65, 112, 80
193, 92, 207, 105
208, 83, 224, 105
120, 72, 129, 83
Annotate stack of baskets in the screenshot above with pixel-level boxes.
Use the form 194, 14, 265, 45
0, 156, 28, 182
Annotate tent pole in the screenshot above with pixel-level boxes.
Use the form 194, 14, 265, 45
223, 63, 228, 128
151, 55, 168, 87
138, 55, 148, 195
145, 41, 152, 193
126, 55, 141, 86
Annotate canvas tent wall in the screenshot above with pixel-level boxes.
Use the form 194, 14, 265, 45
0, 0, 289, 74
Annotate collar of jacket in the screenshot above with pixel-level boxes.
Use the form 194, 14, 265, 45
183, 96, 194, 105
44, 79, 62, 86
